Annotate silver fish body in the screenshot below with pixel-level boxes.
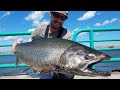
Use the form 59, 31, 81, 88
16, 37, 111, 76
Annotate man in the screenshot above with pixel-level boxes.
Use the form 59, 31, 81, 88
12, 11, 74, 79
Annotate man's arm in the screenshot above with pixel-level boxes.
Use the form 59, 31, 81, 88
12, 26, 40, 53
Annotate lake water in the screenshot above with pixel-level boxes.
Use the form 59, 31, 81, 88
0, 50, 120, 76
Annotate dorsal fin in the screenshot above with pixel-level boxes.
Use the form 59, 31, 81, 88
32, 36, 44, 41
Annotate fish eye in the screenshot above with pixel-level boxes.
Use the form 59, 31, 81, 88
85, 55, 89, 60
85, 53, 96, 60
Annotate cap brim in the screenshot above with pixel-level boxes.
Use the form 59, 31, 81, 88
51, 11, 68, 17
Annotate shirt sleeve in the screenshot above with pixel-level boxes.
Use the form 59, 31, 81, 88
29, 24, 46, 40
30, 28, 40, 40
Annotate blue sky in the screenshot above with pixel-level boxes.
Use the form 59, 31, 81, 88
0, 11, 120, 51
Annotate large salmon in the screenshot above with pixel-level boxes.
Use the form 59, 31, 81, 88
15, 37, 111, 76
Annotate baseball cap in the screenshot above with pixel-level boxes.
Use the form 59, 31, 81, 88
51, 11, 68, 18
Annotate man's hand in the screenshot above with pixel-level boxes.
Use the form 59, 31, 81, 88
12, 40, 22, 53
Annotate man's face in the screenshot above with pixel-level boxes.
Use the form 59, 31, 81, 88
50, 12, 67, 30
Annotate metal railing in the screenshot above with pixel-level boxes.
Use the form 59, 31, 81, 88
72, 28, 120, 69
0, 28, 120, 69
0, 32, 32, 68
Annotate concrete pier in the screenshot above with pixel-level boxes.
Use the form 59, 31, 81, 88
0, 71, 120, 79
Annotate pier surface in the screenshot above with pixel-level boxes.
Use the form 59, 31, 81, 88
0, 71, 120, 79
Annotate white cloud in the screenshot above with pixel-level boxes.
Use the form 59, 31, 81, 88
40, 19, 49, 25
77, 11, 96, 21
73, 27, 87, 38
25, 11, 45, 20
27, 28, 36, 32
95, 23, 101, 26
84, 26, 90, 29
95, 32, 100, 35
17, 38, 23, 41
73, 28, 80, 32
0, 11, 11, 19
72, 28, 79, 35
72, 27, 80, 35
78, 32, 87, 38
94, 18, 119, 26
25, 11, 49, 26
0, 36, 19, 41
27, 19, 49, 32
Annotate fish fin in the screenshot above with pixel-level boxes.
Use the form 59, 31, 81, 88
21, 67, 30, 73
16, 55, 22, 66
29, 66, 38, 73
32, 70, 38, 73
32, 36, 43, 41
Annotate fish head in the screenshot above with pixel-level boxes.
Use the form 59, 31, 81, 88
77, 50, 111, 77
60, 44, 111, 77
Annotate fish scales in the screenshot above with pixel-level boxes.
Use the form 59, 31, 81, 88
16, 37, 111, 76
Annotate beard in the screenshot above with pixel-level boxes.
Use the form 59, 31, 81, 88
50, 20, 62, 31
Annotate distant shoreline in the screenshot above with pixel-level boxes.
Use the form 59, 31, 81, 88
95, 45, 120, 49
0, 51, 14, 54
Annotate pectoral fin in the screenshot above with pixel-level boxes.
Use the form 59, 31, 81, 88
16, 55, 22, 66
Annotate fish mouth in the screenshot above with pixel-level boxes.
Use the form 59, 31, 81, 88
81, 54, 111, 77
83, 63, 111, 77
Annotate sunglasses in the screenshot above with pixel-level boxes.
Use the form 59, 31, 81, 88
52, 12, 67, 21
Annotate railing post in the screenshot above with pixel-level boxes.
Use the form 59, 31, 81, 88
72, 29, 80, 41
89, 29, 94, 48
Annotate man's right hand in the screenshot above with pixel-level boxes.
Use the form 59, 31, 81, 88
12, 40, 22, 53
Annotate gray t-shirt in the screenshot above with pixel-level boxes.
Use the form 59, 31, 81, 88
30, 24, 72, 40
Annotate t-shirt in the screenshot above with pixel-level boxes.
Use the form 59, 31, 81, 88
30, 24, 72, 40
